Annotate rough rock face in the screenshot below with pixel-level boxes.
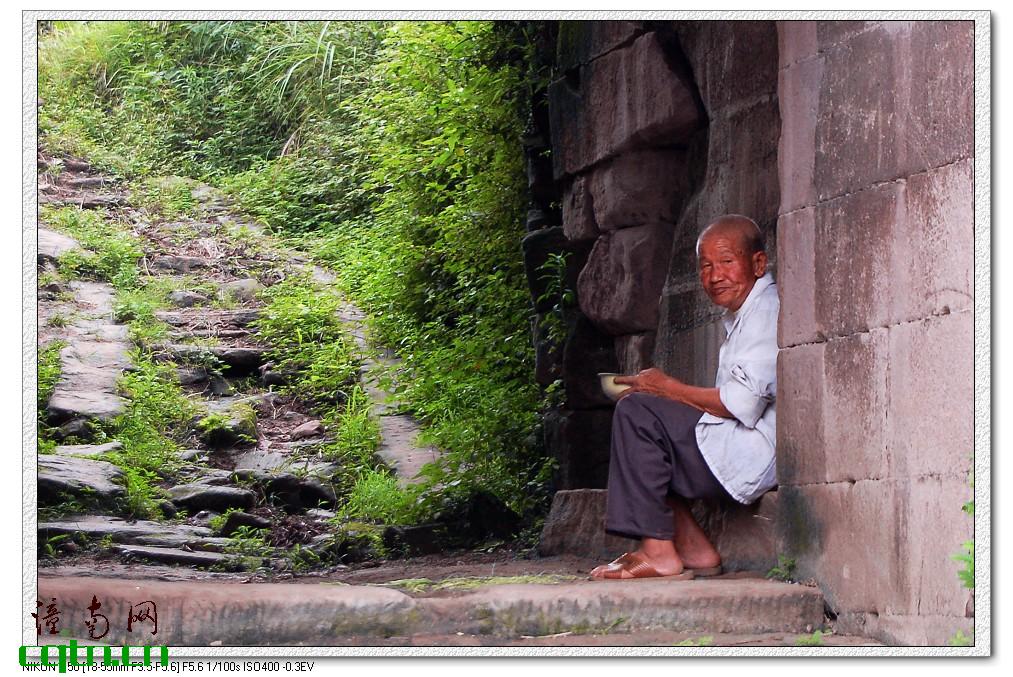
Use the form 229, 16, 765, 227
577, 223, 676, 335
588, 149, 690, 230
38, 228, 83, 265
538, 489, 636, 558
38, 454, 124, 506
549, 31, 702, 179
543, 409, 613, 490
45, 281, 132, 426
167, 484, 256, 512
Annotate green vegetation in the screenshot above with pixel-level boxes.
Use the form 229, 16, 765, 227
948, 630, 973, 647
794, 630, 825, 647
766, 555, 797, 582
253, 275, 359, 404
675, 636, 715, 647
46, 206, 142, 288
39, 19, 550, 534
383, 574, 581, 594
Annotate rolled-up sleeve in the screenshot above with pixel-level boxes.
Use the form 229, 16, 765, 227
718, 360, 776, 429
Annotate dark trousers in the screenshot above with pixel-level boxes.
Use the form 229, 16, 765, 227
605, 392, 730, 541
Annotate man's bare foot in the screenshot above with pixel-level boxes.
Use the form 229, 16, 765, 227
590, 537, 685, 579
668, 497, 722, 570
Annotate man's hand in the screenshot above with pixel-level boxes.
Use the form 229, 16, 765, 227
615, 368, 734, 419
614, 368, 682, 401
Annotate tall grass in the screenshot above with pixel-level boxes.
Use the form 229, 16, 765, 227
39, 19, 550, 527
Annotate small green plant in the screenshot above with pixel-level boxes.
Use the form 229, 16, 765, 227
38, 341, 65, 410
948, 629, 973, 646
767, 554, 797, 582
536, 251, 574, 346
286, 543, 323, 572
131, 176, 199, 219
675, 636, 715, 647
337, 470, 417, 525
324, 385, 380, 466
44, 206, 142, 287
42, 534, 70, 559
794, 630, 825, 646
208, 508, 241, 534
225, 526, 272, 557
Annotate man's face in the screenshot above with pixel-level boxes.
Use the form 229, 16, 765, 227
697, 233, 766, 312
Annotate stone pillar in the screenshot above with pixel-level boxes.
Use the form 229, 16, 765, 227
775, 20, 974, 645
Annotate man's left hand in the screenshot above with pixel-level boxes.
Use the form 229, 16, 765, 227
614, 368, 683, 401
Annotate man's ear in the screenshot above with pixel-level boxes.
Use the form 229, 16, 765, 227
752, 250, 768, 277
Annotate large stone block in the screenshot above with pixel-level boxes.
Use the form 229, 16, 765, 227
555, 21, 645, 71
708, 97, 780, 171
777, 21, 818, 68
822, 328, 890, 482
887, 312, 974, 479
562, 313, 618, 409
692, 492, 778, 572
814, 22, 973, 201
904, 20, 974, 175
588, 149, 690, 230
776, 342, 826, 486
814, 182, 900, 338
543, 410, 614, 490
776, 207, 819, 348
779, 330, 891, 486
549, 32, 701, 178
561, 174, 598, 242
777, 57, 823, 214
898, 474, 974, 618
892, 159, 974, 322
776, 480, 910, 616
538, 489, 638, 558
655, 317, 723, 388
613, 332, 656, 375
577, 223, 676, 334
688, 21, 779, 115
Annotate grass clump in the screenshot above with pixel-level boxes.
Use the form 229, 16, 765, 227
44, 206, 142, 287
766, 555, 797, 582
794, 630, 826, 647
130, 175, 199, 219
337, 471, 417, 525
253, 275, 359, 404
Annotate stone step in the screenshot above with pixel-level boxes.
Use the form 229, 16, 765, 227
39, 515, 216, 550
38, 455, 124, 507
153, 344, 267, 374
113, 545, 232, 568
38, 575, 826, 646
155, 308, 261, 328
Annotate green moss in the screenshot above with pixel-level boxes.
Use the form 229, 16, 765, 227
383, 573, 581, 595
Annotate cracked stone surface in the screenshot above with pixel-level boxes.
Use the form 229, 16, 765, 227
38, 455, 125, 505
45, 281, 131, 424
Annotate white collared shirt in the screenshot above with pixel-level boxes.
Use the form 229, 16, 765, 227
695, 272, 779, 504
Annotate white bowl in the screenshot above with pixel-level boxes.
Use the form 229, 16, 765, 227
598, 372, 632, 402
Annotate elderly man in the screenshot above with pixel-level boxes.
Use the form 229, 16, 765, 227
590, 214, 778, 580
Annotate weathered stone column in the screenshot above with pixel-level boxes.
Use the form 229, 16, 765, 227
774, 20, 974, 645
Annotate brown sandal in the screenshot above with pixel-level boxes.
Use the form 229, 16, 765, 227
589, 552, 695, 581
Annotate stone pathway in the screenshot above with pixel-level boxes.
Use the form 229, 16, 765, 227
36, 154, 442, 573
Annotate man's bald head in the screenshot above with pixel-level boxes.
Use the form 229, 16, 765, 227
696, 214, 765, 258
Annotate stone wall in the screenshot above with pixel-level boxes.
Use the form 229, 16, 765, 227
531, 19, 974, 645
527, 21, 706, 491
775, 20, 974, 645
